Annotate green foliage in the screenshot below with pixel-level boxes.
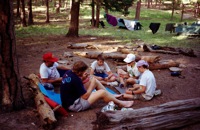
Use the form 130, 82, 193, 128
101, 0, 135, 16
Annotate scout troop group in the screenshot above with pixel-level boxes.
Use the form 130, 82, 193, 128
40, 52, 161, 112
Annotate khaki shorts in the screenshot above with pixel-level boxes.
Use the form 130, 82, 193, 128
133, 94, 146, 101
68, 98, 90, 112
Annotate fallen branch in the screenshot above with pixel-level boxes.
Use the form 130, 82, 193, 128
28, 74, 57, 127
144, 45, 179, 55
149, 59, 179, 70
94, 98, 200, 130
73, 51, 160, 63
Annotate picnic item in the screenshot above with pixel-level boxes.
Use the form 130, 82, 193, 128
169, 67, 185, 78
169, 67, 183, 72
101, 101, 117, 112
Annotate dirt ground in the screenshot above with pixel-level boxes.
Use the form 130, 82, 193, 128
0, 35, 200, 130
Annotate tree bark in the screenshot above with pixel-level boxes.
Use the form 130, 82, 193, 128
66, 0, 80, 37
135, 0, 141, 20
181, 4, 184, 22
171, 0, 175, 20
45, 0, 50, 23
73, 51, 160, 63
16, 0, 20, 17
0, 0, 24, 111
95, 98, 200, 130
149, 59, 179, 70
20, 0, 27, 27
28, 0, 34, 25
91, 0, 95, 27
28, 74, 57, 127
95, 0, 100, 28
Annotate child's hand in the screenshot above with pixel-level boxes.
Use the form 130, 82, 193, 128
104, 77, 109, 81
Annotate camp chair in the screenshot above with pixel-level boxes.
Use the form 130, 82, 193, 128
38, 83, 68, 116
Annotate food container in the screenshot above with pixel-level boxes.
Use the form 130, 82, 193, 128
169, 67, 183, 77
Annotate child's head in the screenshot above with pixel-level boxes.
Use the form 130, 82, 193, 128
72, 61, 88, 77
97, 54, 105, 66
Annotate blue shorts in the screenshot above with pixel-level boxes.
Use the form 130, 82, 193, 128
94, 73, 108, 79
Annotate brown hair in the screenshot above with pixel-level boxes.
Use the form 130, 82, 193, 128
97, 53, 105, 61
72, 61, 88, 76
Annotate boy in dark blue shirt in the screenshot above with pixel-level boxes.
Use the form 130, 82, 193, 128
61, 61, 134, 112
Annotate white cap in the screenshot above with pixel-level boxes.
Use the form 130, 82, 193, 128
123, 54, 136, 63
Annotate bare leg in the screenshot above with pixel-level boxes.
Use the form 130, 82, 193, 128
126, 77, 137, 85
107, 75, 117, 82
87, 89, 134, 108
123, 93, 135, 99
117, 69, 127, 85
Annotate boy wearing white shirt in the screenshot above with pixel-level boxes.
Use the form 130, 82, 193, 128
123, 60, 161, 100
90, 54, 118, 86
117, 54, 141, 88
39, 52, 70, 90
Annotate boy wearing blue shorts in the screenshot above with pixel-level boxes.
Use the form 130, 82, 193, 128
90, 54, 118, 86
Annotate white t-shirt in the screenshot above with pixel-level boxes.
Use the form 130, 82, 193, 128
126, 63, 140, 77
40, 62, 60, 80
140, 69, 156, 100
91, 60, 111, 73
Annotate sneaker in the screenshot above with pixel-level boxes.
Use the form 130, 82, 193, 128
108, 81, 118, 87
121, 107, 134, 111
154, 89, 162, 96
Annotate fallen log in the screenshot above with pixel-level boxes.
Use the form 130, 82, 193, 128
149, 59, 179, 70
143, 45, 180, 55
73, 51, 160, 63
67, 43, 93, 49
28, 74, 57, 127
116, 59, 179, 70
68, 43, 123, 50
117, 47, 138, 54
94, 98, 200, 130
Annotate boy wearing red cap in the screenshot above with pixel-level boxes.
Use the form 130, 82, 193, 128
39, 52, 70, 90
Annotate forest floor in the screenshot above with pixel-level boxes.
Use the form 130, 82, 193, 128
0, 35, 200, 130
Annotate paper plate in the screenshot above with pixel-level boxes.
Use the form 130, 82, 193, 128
169, 67, 183, 72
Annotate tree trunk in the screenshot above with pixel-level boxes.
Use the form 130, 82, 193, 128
45, 0, 50, 23
95, 98, 200, 130
17, 0, 20, 17
171, 0, 175, 20
147, 0, 150, 8
95, 0, 100, 28
0, 0, 24, 111
28, 0, 34, 25
91, 0, 95, 27
135, 0, 141, 20
66, 0, 80, 37
20, 0, 27, 27
181, 4, 184, 22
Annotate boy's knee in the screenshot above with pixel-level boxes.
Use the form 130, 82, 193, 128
98, 89, 106, 95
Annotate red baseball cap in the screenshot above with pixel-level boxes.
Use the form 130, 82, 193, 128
43, 52, 58, 62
